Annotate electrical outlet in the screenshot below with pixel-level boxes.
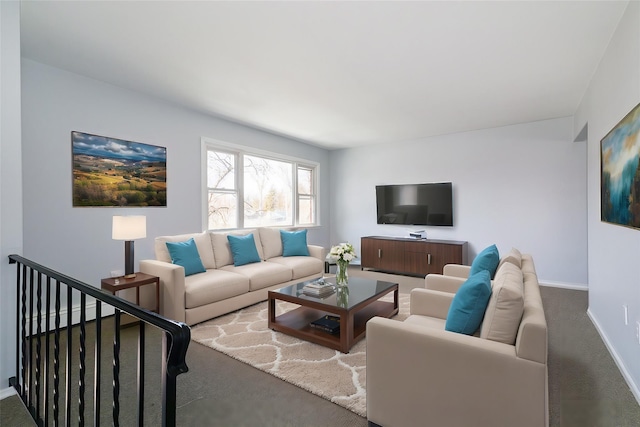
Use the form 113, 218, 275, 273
636, 322, 640, 345
623, 305, 629, 325
110, 269, 123, 278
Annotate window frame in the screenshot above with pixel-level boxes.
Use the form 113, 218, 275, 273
296, 164, 317, 226
201, 138, 320, 231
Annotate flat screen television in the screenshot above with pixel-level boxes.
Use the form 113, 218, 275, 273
376, 182, 453, 226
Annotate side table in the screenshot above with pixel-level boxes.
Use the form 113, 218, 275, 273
101, 272, 160, 314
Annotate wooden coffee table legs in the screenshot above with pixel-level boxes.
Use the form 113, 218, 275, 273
267, 284, 398, 353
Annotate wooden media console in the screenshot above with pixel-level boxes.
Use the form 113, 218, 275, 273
361, 236, 468, 276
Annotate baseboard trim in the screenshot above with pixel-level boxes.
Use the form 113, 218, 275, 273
27, 300, 116, 333
539, 280, 588, 291
587, 308, 640, 407
0, 387, 17, 400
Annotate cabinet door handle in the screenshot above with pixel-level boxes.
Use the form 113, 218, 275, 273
378, 249, 382, 258
428, 253, 432, 265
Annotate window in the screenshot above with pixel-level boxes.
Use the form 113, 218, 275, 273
207, 150, 238, 229
297, 166, 315, 225
204, 140, 318, 230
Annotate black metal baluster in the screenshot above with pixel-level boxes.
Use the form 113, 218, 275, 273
8, 255, 191, 427
78, 293, 86, 426
138, 321, 145, 426
35, 272, 42, 422
44, 276, 51, 426
162, 332, 176, 427
94, 301, 102, 427
113, 310, 121, 427
21, 264, 27, 400
28, 268, 34, 412
53, 280, 60, 427
13, 261, 23, 396
65, 288, 72, 427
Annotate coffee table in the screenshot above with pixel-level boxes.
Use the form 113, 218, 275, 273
268, 276, 398, 353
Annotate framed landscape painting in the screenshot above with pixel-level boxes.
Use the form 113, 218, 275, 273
72, 131, 167, 207
601, 102, 640, 229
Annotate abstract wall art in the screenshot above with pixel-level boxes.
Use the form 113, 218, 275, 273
601, 102, 640, 229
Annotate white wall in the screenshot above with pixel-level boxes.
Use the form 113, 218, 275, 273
574, 1, 640, 402
0, 0, 23, 389
330, 117, 588, 286
20, 58, 331, 293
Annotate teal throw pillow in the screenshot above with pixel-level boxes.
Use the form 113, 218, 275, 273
445, 270, 492, 335
227, 233, 261, 266
469, 244, 500, 278
281, 229, 310, 257
165, 238, 206, 276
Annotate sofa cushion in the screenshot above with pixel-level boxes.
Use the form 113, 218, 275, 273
211, 229, 265, 267
445, 270, 492, 335
220, 261, 292, 291
259, 227, 283, 259
497, 247, 522, 270
480, 262, 524, 345
165, 238, 207, 276
155, 232, 216, 269
184, 270, 250, 309
281, 229, 310, 257
227, 234, 261, 266
267, 256, 323, 280
470, 244, 500, 278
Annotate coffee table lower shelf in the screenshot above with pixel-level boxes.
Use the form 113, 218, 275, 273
268, 299, 397, 353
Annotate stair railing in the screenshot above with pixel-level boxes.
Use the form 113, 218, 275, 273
7, 254, 190, 427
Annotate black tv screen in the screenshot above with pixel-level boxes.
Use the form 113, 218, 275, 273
376, 182, 453, 226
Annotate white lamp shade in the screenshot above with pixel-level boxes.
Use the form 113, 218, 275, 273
112, 215, 147, 240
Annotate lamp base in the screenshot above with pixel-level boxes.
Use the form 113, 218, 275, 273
124, 240, 136, 279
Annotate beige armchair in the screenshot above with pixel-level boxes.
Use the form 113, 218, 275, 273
366, 254, 548, 427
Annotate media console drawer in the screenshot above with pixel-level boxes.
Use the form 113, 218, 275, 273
361, 236, 468, 276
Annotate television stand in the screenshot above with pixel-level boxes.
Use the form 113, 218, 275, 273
361, 236, 468, 276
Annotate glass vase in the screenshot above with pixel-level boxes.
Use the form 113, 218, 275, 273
336, 284, 349, 308
336, 259, 349, 287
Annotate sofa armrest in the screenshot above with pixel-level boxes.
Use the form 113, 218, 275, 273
366, 318, 548, 427
307, 245, 325, 261
425, 274, 467, 294
139, 259, 186, 323
409, 288, 454, 319
442, 263, 471, 278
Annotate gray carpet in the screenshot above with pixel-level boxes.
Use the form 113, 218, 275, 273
2, 269, 640, 426
541, 286, 640, 427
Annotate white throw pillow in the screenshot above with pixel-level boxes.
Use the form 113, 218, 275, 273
497, 247, 522, 270
480, 262, 524, 345
259, 227, 283, 259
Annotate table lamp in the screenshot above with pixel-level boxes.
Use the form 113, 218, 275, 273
112, 215, 146, 279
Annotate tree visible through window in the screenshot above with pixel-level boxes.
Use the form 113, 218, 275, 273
207, 150, 237, 229
244, 155, 292, 227
205, 143, 317, 230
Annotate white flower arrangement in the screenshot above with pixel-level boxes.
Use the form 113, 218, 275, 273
328, 242, 357, 262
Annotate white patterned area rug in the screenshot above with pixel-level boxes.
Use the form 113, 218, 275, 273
190, 293, 410, 417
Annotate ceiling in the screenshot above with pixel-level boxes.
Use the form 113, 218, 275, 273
19, 1, 628, 149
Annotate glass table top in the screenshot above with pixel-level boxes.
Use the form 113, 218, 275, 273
272, 276, 397, 310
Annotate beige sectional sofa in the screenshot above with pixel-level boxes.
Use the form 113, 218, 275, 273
366, 251, 548, 427
140, 227, 325, 325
